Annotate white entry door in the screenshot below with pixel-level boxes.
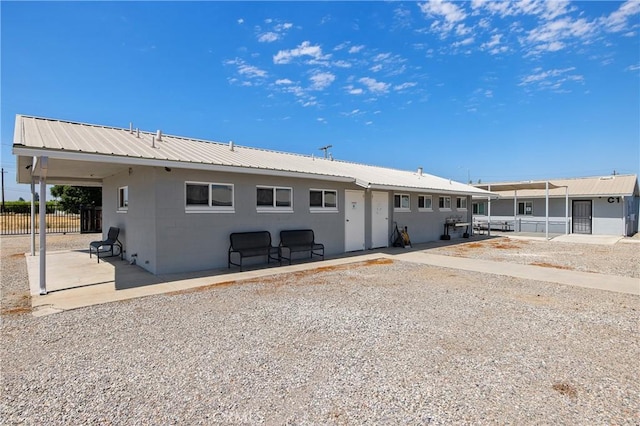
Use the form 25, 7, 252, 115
371, 191, 389, 248
345, 190, 365, 252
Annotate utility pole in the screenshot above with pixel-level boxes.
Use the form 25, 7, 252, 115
1, 168, 6, 213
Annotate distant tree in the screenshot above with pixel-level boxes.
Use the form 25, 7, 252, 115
50, 186, 101, 213
18, 197, 25, 202
477, 179, 482, 184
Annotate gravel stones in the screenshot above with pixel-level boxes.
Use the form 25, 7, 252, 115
1, 234, 639, 424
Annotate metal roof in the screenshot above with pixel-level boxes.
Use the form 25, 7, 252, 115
13, 115, 492, 196
475, 175, 639, 198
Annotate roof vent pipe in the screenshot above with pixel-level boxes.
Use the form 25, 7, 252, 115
156, 130, 162, 142
417, 167, 423, 176
152, 136, 156, 148
129, 122, 133, 134
136, 128, 140, 138
229, 140, 234, 151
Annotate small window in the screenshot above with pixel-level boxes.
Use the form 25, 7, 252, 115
473, 202, 486, 215
394, 194, 410, 211
456, 197, 468, 209
118, 186, 128, 212
186, 182, 234, 212
257, 186, 293, 212
310, 189, 338, 212
418, 195, 432, 211
438, 196, 451, 210
518, 201, 533, 215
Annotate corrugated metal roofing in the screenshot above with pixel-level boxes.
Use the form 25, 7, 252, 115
476, 175, 639, 197
13, 115, 492, 195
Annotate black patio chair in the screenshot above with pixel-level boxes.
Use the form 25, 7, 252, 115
89, 226, 123, 263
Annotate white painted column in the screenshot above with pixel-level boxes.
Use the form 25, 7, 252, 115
39, 176, 46, 295
565, 187, 569, 235
487, 184, 491, 237
545, 181, 549, 240
513, 190, 518, 233
30, 179, 35, 256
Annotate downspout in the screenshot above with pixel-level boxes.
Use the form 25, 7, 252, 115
545, 181, 549, 240
38, 157, 48, 295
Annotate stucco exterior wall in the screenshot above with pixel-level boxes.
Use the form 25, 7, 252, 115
103, 166, 158, 273
103, 167, 475, 275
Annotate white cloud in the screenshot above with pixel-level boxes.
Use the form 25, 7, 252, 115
373, 53, 392, 62
394, 82, 417, 91
258, 32, 279, 43
370, 64, 383, 72
603, 0, 640, 33
238, 64, 267, 78
333, 60, 352, 68
273, 41, 330, 64
349, 45, 365, 54
309, 72, 336, 90
359, 77, 390, 93
275, 79, 293, 85
345, 85, 364, 95
625, 64, 640, 72
419, 0, 467, 25
452, 36, 474, 47
237, 18, 244, 24
519, 67, 584, 91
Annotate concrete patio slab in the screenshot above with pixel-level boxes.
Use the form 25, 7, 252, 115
26, 236, 639, 316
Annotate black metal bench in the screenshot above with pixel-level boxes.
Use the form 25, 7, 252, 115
228, 231, 280, 271
279, 229, 324, 265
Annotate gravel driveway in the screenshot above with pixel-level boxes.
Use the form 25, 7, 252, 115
1, 234, 639, 424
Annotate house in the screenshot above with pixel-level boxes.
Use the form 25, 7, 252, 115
472, 175, 639, 237
13, 114, 492, 286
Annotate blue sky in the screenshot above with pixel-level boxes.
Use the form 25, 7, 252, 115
1, 1, 639, 200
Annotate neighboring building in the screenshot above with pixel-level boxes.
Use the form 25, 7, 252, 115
472, 175, 639, 236
13, 115, 491, 276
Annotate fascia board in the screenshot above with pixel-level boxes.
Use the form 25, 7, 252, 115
12, 147, 355, 184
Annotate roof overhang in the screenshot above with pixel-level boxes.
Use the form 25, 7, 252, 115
475, 181, 563, 191
13, 146, 356, 186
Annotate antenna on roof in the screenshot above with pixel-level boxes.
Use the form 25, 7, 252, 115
319, 144, 332, 159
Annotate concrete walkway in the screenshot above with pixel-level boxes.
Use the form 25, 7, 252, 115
27, 241, 640, 316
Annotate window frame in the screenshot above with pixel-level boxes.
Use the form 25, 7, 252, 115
185, 181, 235, 213
472, 202, 486, 215
456, 197, 468, 210
518, 201, 533, 216
418, 195, 433, 211
393, 193, 411, 212
438, 196, 451, 210
309, 188, 338, 213
256, 185, 293, 213
117, 186, 128, 212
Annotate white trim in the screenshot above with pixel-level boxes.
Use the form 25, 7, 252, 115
418, 195, 433, 211
185, 181, 234, 212
393, 193, 411, 211
309, 188, 338, 212
13, 147, 356, 183
438, 196, 452, 210
118, 186, 129, 212
256, 185, 293, 212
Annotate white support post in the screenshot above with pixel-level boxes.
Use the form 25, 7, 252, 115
487, 184, 491, 237
565, 187, 569, 235
39, 176, 47, 295
30, 179, 35, 256
513, 190, 518, 233
545, 181, 549, 240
